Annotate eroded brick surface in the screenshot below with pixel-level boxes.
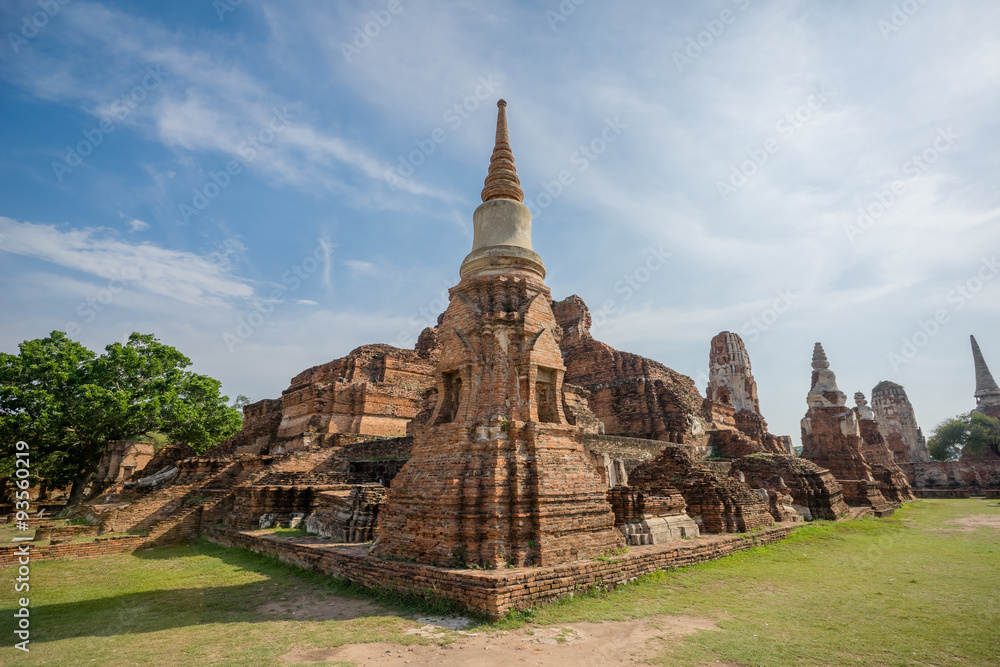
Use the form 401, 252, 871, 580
374, 272, 623, 568
553, 295, 705, 444
729, 454, 849, 520
628, 445, 774, 533
801, 344, 896, 517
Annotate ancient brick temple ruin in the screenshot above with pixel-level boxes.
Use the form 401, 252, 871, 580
371, 100, 625, 568
552, 294, 705, 444
870, 380, 930, 463
800, 343, 896, 516
853, 392, 915, 504
32, 100, 959, 618
702, 331, 794, 456
971, 335, 1000, 420
888, 336, 1000, 495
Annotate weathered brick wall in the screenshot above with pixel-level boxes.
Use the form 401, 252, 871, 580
206, 399, 283, 458
344, 436, 413, 463
581, 434, 675, 474
0, 536, 145, 568
562, 383, 603, 434
135, 443, 197, 477
729, 454, 849, 520
856, 418, 915, 503
709, 429, 761, 458
629, 445, 774, 533
348, 460, 406, 483
899, 460, 1000, 489
607, 485, 687, 525
33, 524, 99, 543
914, 488, 972, 498
275, 343, 438, 451
204, 524, 798, 619
228, 485, 329, 529
305, 486, 386, 542
552, 295, 706, 444
95, 440, 155, 487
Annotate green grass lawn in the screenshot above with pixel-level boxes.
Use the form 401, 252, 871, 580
1, 498, 997, 666
527, 498, 1000, 665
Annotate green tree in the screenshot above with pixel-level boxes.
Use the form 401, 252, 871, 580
0, 331, 241, 504
927, 412, 1000, 461
231, 394, 252, 410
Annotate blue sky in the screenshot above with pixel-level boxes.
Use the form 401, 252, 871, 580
1, 0, 998, 446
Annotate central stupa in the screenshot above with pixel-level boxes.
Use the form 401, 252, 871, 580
372, 100, 623, 568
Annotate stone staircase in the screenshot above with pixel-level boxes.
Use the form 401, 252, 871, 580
97, 449, 374, 544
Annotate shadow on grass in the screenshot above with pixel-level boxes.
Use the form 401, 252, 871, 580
20, 539, 475, 645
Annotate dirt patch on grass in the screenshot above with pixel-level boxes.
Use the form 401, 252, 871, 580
282, 614, 719, 665
944, 514, 1000, 532
255, 593, 383, 621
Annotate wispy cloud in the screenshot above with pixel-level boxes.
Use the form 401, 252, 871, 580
0, 216, 252, 306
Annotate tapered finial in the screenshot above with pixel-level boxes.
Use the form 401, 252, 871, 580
811, 342, 829, 370
971, 335, 1000, 401
481, 99, 524, 203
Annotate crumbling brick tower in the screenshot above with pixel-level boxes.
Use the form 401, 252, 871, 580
800, 343, 895, 516
870, 380, 930, 463
373, 100, 624, 568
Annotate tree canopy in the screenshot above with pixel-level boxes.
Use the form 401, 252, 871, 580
0, 331, 241, 502
927, 412, 1000, 461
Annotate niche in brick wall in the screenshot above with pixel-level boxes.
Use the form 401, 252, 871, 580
536, 367, 558, 423
438, 370, 463, 424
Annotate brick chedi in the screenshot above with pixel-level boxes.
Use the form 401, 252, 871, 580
704, 331, 793, 456
373, 101, 624, 569
628, 445, 774, 533
801, 343, 895, 516
870, 381, 930, 463
552, 295, 706, 444
970, 335, 1000, 420
853, 392, 915, 503
706, 331, 761, 414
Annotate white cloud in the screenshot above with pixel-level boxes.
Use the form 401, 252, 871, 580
118, 211, 150, 232
0, 216, 252, 306
344, 259, 377, 275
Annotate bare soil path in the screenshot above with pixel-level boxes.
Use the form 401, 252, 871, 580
282, 614, 720, 666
